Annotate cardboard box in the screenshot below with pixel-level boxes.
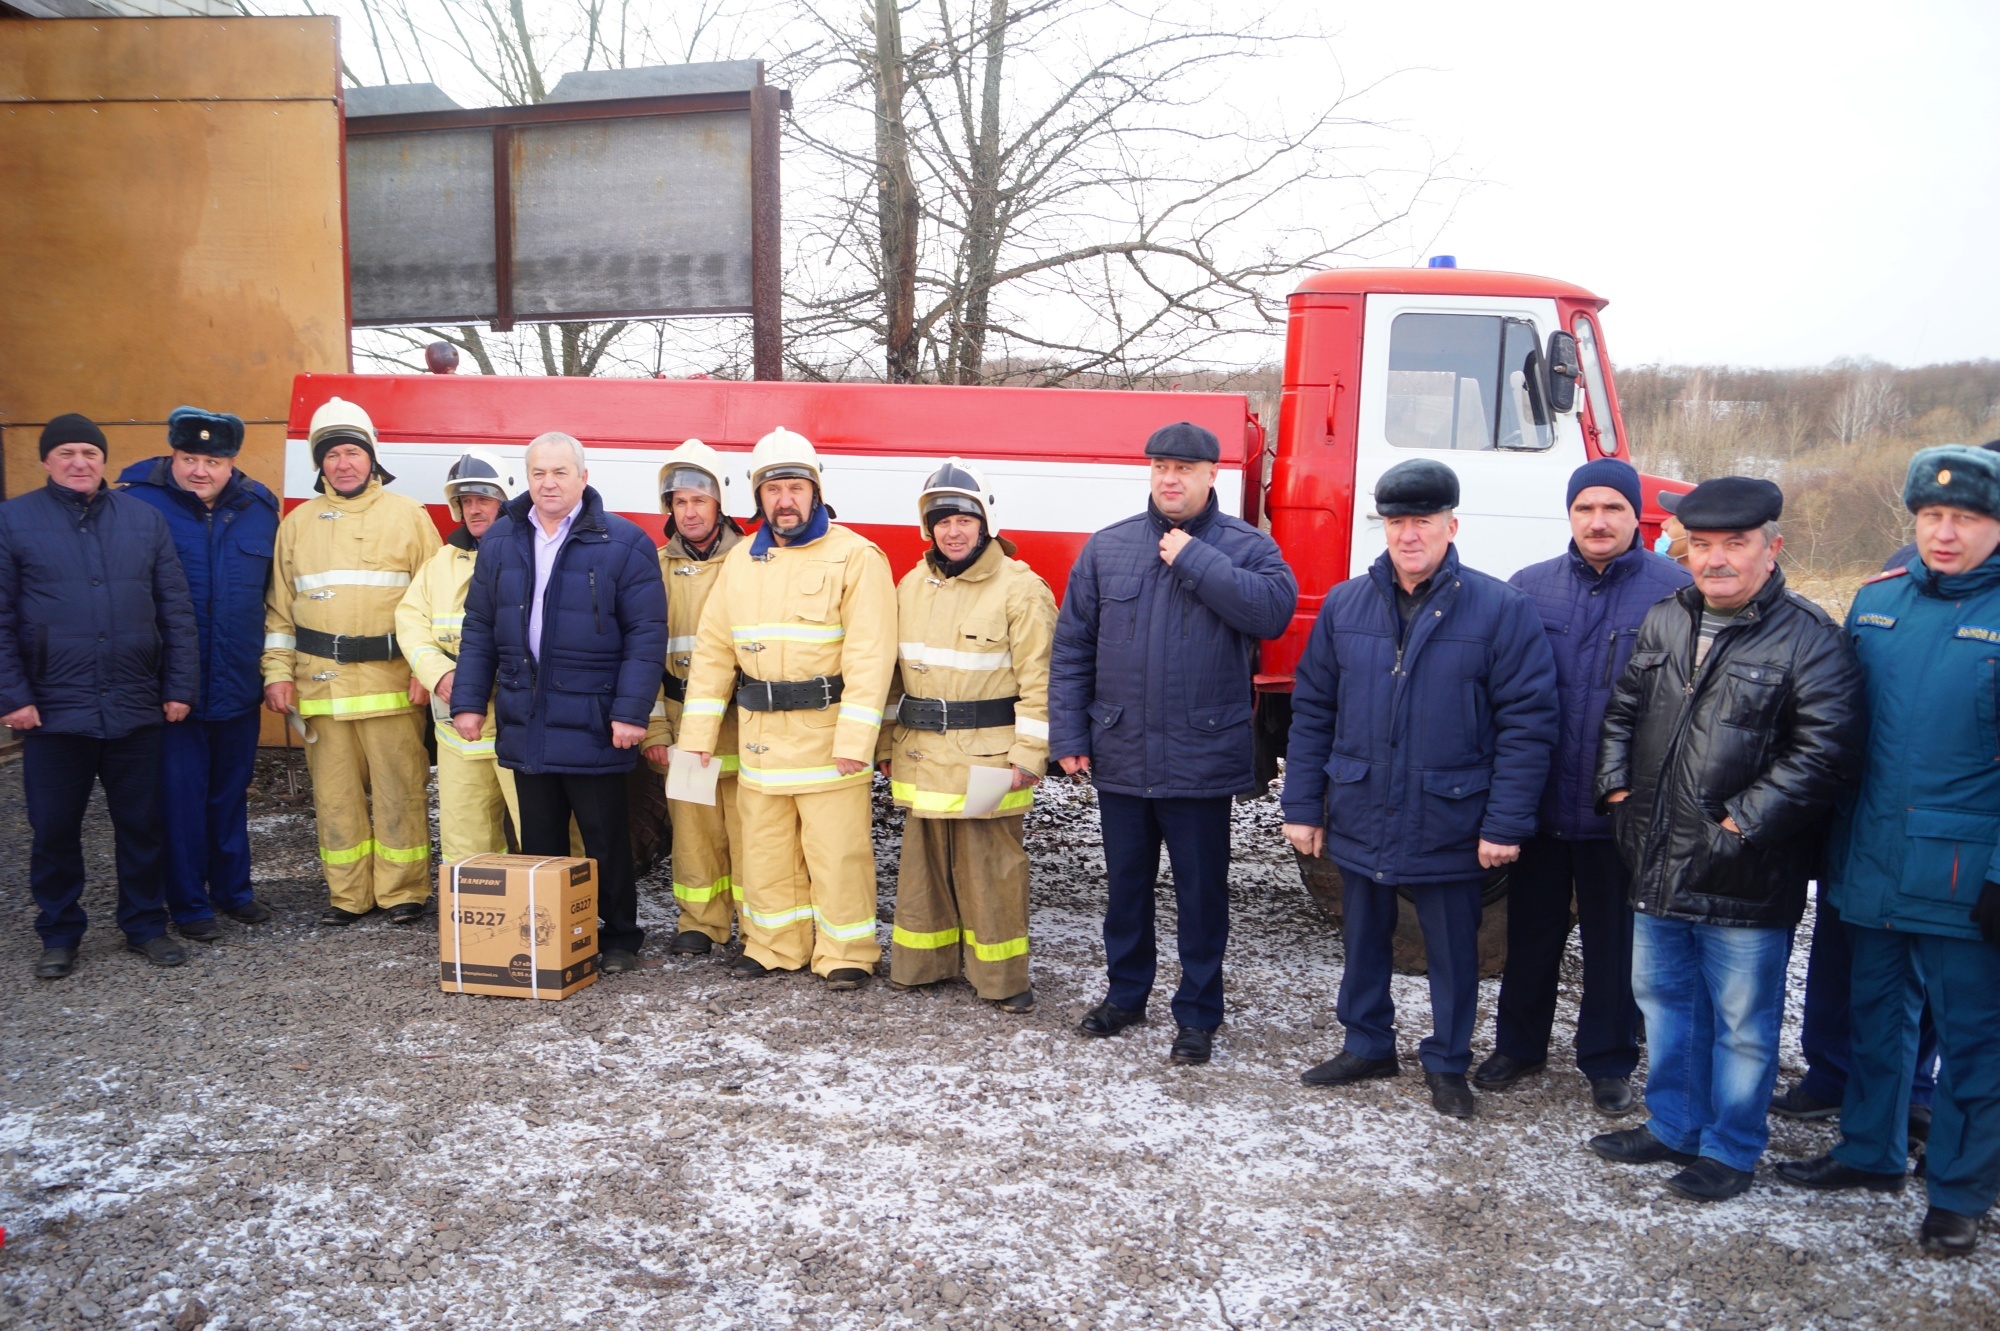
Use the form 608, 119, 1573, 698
439, 854, 600, 999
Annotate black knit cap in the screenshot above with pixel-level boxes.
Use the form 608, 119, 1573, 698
1375, 458, 1460, 516
40, 413, 107, 460
1144, 421, 1221, 464
1675, 476, 1783, 531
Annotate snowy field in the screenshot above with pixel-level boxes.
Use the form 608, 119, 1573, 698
1, 760, 1995, 1330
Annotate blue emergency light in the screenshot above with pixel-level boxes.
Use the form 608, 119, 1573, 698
1428, 255, 1457, 269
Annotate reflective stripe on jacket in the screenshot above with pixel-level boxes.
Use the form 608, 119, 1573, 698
882, 538, 1057, 818
678, 519, 897, 796
117, 457, 279, 720
262, 478, 440, 721
644, 523, 744, 774
395, 527, 497, 758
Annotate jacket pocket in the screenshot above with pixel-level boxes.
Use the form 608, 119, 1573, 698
546, 668, 614, 733
1323, 754, 1375, 843
792, 562, 840, 624
1900, 807, 2000, 905
1188, 701, 1252, 734
1099, 576, 1141, 644
1087, 700, 1124, 730
1688, 816, 1755, 898
1419, 767, 1492, 854
1717, 661, 1788, 730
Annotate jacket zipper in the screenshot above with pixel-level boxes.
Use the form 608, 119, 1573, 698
590, 569, 601, 634
1642, 599, 1758, 901
1601, 630, 1620, 687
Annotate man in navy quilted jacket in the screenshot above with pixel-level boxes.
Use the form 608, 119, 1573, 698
1477, 460, 1689, 1114
1050, 422, 1297, 1066
1282, 458, 1558, 1118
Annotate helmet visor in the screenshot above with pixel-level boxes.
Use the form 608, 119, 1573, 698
923, 494, 985, 530
661, 465, 720, 499
448, 481, 507, 503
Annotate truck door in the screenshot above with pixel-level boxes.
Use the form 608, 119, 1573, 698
1351, 294, 1582, 579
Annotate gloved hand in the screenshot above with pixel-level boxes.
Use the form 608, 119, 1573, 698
1973, 879, 2000, 948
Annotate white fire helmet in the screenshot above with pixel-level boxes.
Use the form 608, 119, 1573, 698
442, 449, 518, 522
747, 426, 822, 494
656, 438, 733, 514
308, 396, 377, 452
916, 457, 999, 539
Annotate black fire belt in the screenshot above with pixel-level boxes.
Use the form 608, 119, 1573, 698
296, 627, 401, 664
895, 695, 1018, 731
735, 674, 844, 712
660, 671, 688, 702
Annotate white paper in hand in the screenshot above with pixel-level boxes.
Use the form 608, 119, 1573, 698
963, 764, 1016, 817
666, 746, 721, 806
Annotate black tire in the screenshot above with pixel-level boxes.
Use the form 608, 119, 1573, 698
1291, 849, 1509, 978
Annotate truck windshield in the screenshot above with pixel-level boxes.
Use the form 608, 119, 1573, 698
1386, 313, 1553, 452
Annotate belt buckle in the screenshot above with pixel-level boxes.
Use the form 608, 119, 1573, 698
815, 676, 833, 711
759, 679, 777, 710
329, 632, 349, 664
935, 698, 952, 730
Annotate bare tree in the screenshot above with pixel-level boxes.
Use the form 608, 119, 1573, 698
781, 0, 1452, 385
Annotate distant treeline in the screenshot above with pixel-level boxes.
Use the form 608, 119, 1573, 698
1620, 360, 2000, 577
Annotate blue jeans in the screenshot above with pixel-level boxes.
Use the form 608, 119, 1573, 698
1632, 913, 1793, 1172
160, 711, 261, 922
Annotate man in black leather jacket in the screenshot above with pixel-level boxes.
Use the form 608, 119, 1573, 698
1587, 477, 1862, 1202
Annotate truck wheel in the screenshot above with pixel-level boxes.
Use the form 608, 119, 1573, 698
1290, 850, 1509, 978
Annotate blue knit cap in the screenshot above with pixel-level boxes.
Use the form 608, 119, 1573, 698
1567, 458, 1642, 514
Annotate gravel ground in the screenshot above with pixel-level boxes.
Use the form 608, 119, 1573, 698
1, 752, 1997, 1331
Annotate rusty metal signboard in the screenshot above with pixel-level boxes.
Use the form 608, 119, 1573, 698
344, 62, 786, 379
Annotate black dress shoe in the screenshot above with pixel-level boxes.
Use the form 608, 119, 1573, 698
1472, 1053, 1544, 1090
996, 989, 1035, 1014
1908, 1103, 1932, 1146
1591, 1076, 1637, 1117
318, 906, 368, 927
1920, 1206, 1980, 1256
34, 947, 76, 980
1665, 1158, 1754, 1202
598, 949, 641, 973
128, 935, 187, 968
1301, 1049, 1399, 1087
1078, 1001, 1146, 1038
825, 968, 871, 991
669, 930, 714, 956
1773, 1152, 1904, 1193
1426, 1072, 1476, 1119
1169, 1027, 1214, 1065
225, 899, 275, 924
386, 903, 426, 926
1769, 1084, 1839, 1121
1589, 1125, 1698, 1166
176, 916, 223, 943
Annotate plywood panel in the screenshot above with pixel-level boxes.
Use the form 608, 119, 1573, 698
0, 16, 338, 103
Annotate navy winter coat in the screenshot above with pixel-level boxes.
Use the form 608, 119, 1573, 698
1282, 545, 1559, 886
0, 480, 200, 738
1508, 541, 1690, 839
1049, 494, 1297, 799
118, 457, 279, 720
453, 486, 668, 776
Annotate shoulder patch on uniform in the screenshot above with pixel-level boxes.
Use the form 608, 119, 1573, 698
1854, 612, 1897, 629
1956, 624, 2000, 644
1862, 565, 1911, 585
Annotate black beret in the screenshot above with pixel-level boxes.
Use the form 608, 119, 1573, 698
1144, 421, 1221, 464
1375, 458, 1460, 516
167, 405, 246, 458
1674, 476, 1783, 531
40, 413, 106, 460
1904, 445, 2000, 521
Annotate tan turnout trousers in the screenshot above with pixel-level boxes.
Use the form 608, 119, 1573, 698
735, 780, 880, 975
670, 775, 743, 943
310, 711, 433, 913
891, 813, 1031, 998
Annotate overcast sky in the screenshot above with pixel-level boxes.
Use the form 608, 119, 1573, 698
1312, 0, 1999, 368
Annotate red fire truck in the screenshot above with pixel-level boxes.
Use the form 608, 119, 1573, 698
288, 265, 1686, 969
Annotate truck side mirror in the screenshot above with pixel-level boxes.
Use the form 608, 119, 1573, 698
1545, 331, 1581, 414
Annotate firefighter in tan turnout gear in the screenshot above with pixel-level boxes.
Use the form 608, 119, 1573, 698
641, 440, 748, 956
679, 428, 897, 990
880, 460, 1056, 1013
396, 451, 520, 862
263, 398, 441, 927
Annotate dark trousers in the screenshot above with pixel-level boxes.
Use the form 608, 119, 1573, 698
24, 727, 168, 948
1339, 874, 1483, 1074
1099, 792, 1232, 1031
159, 710, 261, 922
1493, 837, 1640, 1079
1835, 925, 2000, 1217
514, 770, 641, 954
1800, 893, 1938, 1106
